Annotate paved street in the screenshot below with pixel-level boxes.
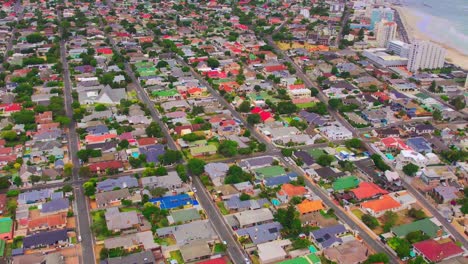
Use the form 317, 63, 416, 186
192, 176, 246, 264
57, 9, 96, 264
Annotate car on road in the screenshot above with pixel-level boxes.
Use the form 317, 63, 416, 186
192, 187, 197, 193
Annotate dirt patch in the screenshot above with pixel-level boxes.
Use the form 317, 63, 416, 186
67, 217, 76, 229
28, 209, 40, 219
95, 244, 104, 262
89, 200, 97, 210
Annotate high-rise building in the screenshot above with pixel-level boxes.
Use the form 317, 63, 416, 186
370, 7, 394, 29
407, 41, 446, 72
375, 20, 397, 48
387, 40, 411, 57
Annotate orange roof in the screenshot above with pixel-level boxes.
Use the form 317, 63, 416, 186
85, 133, 117, 144
28, 214, 66, 229
297, 199, 324, 214
361, 195, 401, 213
278, 183, 307, 197
351, 182, 388, 200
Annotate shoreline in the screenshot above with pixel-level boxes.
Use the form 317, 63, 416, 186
393, 5, 468, 70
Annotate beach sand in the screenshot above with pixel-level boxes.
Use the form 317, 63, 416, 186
394, 6, 468, 70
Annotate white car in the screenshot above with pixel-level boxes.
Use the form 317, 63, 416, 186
192, 187, 197, 193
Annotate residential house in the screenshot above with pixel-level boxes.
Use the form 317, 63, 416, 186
323, 240, 369, 264
0, 217, 13, 240
239, 156, 275, 170
413, 240, 463, 263
395, 150, 428, 170
96, 176, 139, 192
179, 239, 212, 263
233, 208, 274, 228
391, 218, 445, 239
105, 208, 140, 232
235, 222, 283, 245
88, 161, 124, 174
224, 196, 270, 212
101, 251, 156, 264
23, 229, 68, 249
28, 214, 67, 233
432, 186, 460, 204
310, 224, 347, 249
257, 239, 292, 264
156, 220, 217, 246
276, 184, 308, 204
141, 172, 183, 190
95, 189, 131, 208
350, 182, 388, 201
360, 194, 402, 217
40, 198, 69, 216
167, 208, 201, 225
204, 163, 229, 186
296, 199, 325, 216
406, 137, 432, 153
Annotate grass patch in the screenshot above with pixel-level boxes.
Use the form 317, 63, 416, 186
297, 102, 316, 109
154, 236, 176, 246
169, 250, 184, 264
213, 243, 226, 253
71, 236, 77, 244
320, 209, 337, 219
352, 209, 364, 219
217, 201, 229, 215
91, 210, 115, 241
120, 207, 142, 213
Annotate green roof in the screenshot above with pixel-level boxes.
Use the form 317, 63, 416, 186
279, 254, 321, 264
0, 218, 13, 234
332, 176, 359, 191
254, 166, 286, 178
190, 145, 217, 156
170, 208, 201, 223
414, 93, 430, 99
0, 239, 4, 257
391, 218, 444, 238
152, 89, 178, 97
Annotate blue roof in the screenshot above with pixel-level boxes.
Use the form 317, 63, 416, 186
19, 189, 54, 204
310, 224, 346, 249
41, 198, 69, 214
264, 172, 298, 187
86, 125, 109, 135
236, 222, 282, 245
54, 159, 64, 167
51, 192, 64, 200
96, 176, 139, 192
149, 193, 198, 210
139, 144, 165, 163
406, 137, 432, 152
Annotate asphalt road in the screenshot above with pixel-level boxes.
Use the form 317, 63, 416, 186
58, 10, 96, 264
192, 175, 247, 264
280, 157, 401, 264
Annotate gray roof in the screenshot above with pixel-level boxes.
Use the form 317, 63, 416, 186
239, 156, 274, 169
95, 189, 131, 207
18, 189, 54, 204
236, 222, 282, 245
156, 220, 217, 245
103, 251, 156, 264
23, 229, 68, 248
105, 210, 139, 230
179, 240, 211, 262
96, 176, 139, 192
233, 208, 274, 227
169, 208, 201, 224
41, 198, 69, 214
225, 196, 270, 211
204, 162, 229, 179
140, 172, 182, 189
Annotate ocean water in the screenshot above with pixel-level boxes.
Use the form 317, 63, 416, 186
401, 0, 468, 55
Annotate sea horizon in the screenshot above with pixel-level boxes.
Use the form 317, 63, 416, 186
400, 0, 468, 55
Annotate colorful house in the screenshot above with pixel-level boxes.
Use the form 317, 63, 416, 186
0, 218, 13, 240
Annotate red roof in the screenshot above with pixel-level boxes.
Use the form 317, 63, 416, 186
381, 137, 412, 151
187, 87, 202, 94
265, 65, 287, 72
89, 161, 124, 172
288, 84, 306, 90
137, 137, 157, 146
96, 48, 113, 55
196, 258, 227, 264
0, 147, 12, 155
413, 240, 463, 262
351, 182, 388, 200
174, 124, 203, 135
85, 134, 117, 144
259, 111, 272, 121
0, 103, 21, 112
251, 107, 262, 114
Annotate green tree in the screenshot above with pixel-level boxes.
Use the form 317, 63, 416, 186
187, 159, 206, 176
238, 101, 251, 113
239, 193, 251, 201
150, 187, 167, 198
224, 165, 252, 184
1, 130, 18, 141
94, 104, 108, 111
218, 140, 238, 157
26, 33, 46, 43
432, 109, 443, 121
159, 150, 183, 165
362, 214, 379, 229
408, 208, 427, 220
402, 163, 419, 176
145, 122, 163, 137
292, 238, 312, 249
345, 138, 362, 149
156, 60, 168, 68
276, 101, 297, 114
79, 166, 92, 178
328, 98, 342, 109
13, 176, 23, 187
275, 205, 302, 236
428, 81, 437, 92
247, 114, 261, 125
207, 58, 220, 68
450, 96, 466, 110
317, 154, 334, 166
363, 253, 389, 264
281, 148, 293, 157
118, 139, 129, 149
382, 211, 398, 232
83, 181, 96, 196
405, 230, 430, 244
